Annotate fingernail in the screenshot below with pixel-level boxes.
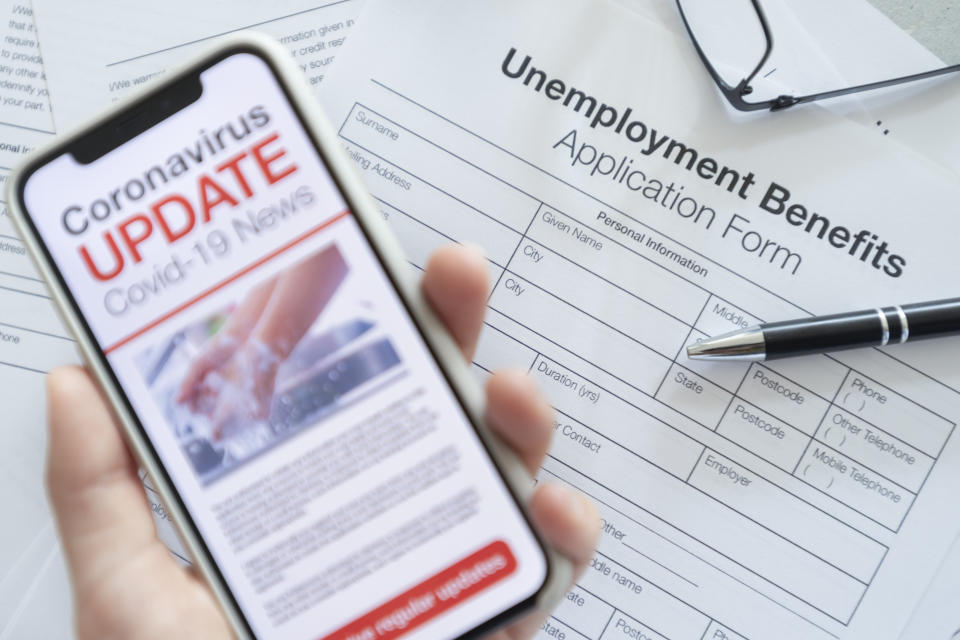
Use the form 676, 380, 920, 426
461, 242, 487, 259
546, 484, 585, 521
568, 490, 592, 523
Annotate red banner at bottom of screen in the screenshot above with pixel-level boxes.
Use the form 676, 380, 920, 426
321, 540, 518, 640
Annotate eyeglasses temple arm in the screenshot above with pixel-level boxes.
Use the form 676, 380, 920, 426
771, 63, 960, 111
742, 0, 776, 92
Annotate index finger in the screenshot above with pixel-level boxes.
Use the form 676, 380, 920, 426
421, 244, 490, 361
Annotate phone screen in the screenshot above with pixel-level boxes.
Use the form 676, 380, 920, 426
17, 51, 547, 639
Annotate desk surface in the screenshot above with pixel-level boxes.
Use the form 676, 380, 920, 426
872, 0, 959, 61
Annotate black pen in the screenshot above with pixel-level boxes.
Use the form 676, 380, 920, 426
687, 297, 960, 362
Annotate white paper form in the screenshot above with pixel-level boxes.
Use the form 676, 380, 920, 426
0, 1, 190, 633
0, 2, 76, 636
30, 0, 363, 131
609, 6, 960, 630
0, 544, 70, 640
319, 1, 960, 638
0, 0, 77, 607
899, 532, 960, 639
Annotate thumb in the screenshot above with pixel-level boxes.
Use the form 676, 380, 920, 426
46, 366, 173, 593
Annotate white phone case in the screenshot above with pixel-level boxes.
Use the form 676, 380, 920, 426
5, 31, 571, 640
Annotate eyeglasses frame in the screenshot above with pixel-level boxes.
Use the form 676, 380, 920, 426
675, 0, 960, 111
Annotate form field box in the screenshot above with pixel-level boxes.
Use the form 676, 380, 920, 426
656, 364, 732, 428
816, 407, 933, 493
552, 427, 873, 623
703, 622, 748, 640
374, 180, 523, 267
580, 554, 708, 640
738, 365, 829, 436
0, 323, 77, 374
0, 236, 38, 282
717, 401, 809, 472
510, 238, 691, 358
536, 617, 582, 640
689, 451, 884, 584
600, 613, 669, 640
694, 296, 760, 339
797, 443, 914, 530
836, 372, 951, 458
491, 275, 669, 395
378, 203, 503, 289
536, 358, 702, 480
763, 355, 850, 404
474, 322, 538, 374
526, 209, 708, 324
378, 201, 447, 268
550, 587, 614, 640
341, 103, 540, 233
0, 287, 66, 337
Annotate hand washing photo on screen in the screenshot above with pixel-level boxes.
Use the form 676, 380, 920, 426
134, 242, 404, 484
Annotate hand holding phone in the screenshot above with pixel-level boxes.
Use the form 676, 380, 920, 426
11, 34, 600, 639
47, 245, 598, 640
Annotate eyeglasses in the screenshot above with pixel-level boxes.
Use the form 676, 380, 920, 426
676, 0, 960, 111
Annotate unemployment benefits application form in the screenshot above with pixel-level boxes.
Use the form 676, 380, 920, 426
320, 1, 960, 638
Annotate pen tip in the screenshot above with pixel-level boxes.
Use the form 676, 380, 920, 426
685, 342, 708, 358
686, 327, 766, 361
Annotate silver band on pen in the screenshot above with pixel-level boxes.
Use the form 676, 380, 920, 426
875, 308, 890, 346
895, 305, 909, 343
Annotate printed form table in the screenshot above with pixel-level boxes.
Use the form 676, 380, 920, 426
336, 88, 957, 640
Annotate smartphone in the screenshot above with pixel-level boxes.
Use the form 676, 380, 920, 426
7, 33, 566, 640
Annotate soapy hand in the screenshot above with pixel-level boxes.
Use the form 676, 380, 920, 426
203, 339, 283, 440
175, 333, 241, 415
178, 245, 349, 439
